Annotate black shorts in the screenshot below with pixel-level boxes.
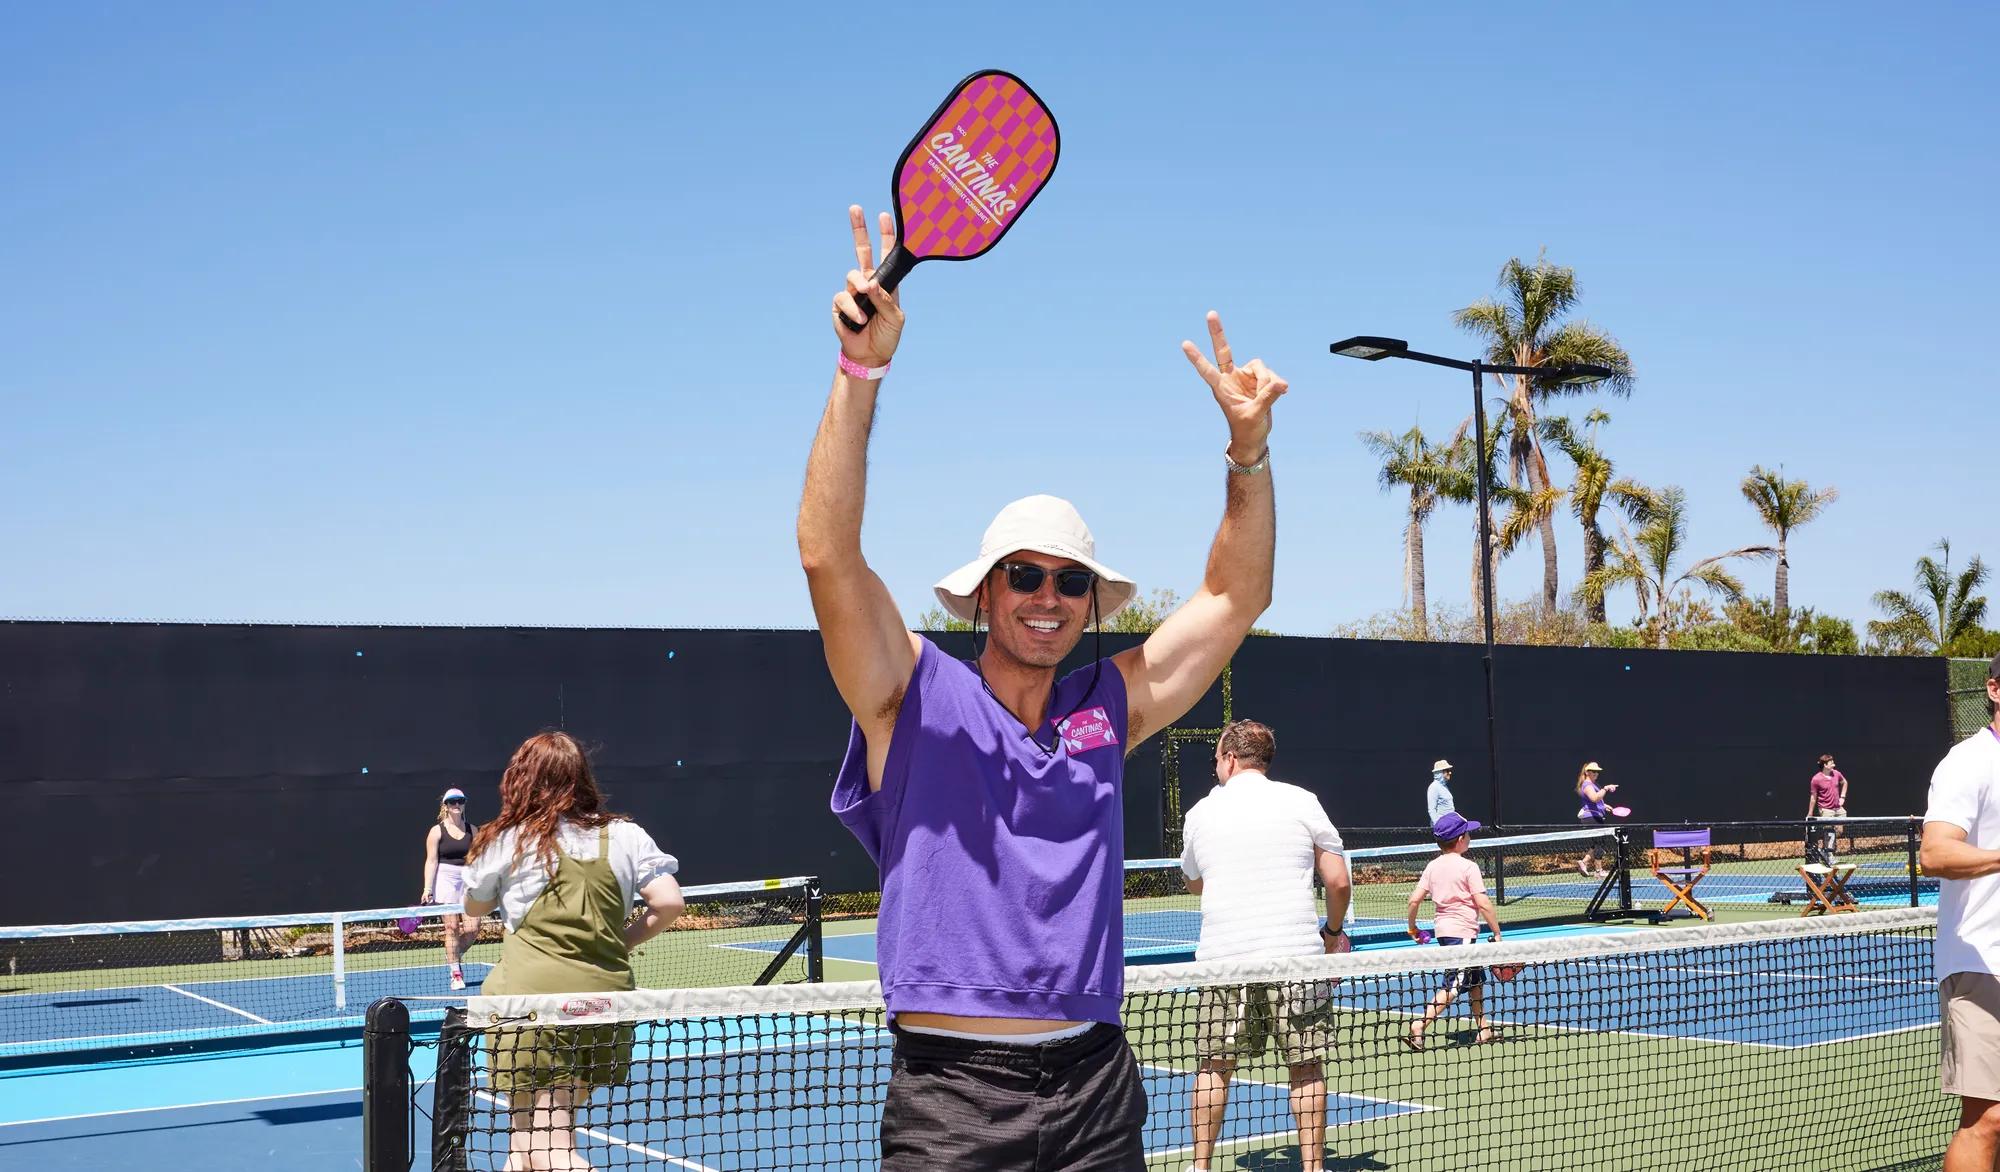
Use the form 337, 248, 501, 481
881, 1022, 1147, 1172
1436, 936, 1486, 990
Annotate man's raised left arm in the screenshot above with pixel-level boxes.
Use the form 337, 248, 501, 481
1116, 311, 1285, 744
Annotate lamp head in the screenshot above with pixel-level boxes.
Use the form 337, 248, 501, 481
1329, 335, 1409, 361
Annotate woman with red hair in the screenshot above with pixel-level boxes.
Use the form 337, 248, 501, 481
462, 731, 683, 1171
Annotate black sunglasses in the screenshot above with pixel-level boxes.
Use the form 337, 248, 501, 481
444, 798, 466, 806
995, 561, 1096, 599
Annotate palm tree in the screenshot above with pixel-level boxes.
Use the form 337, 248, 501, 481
1453, 252, 1635, 615
1435, 414, 1509, 624
1740, 466, 1838, 628
1579, 487, 1775, 649
1359, 425, 1465, 637
1540, 411, 1658, 624
1869, 540, 1990, 654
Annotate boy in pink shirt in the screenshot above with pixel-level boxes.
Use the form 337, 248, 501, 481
1403, 812, 1504, 1050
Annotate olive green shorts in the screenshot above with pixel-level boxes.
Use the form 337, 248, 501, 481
486, 1022, 635, 1096
1195, 982, 1339, 1066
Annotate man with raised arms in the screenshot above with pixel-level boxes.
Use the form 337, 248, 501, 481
797, 205, 1287, 1170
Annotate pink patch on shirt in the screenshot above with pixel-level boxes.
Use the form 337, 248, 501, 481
1058, 706, 1120, 753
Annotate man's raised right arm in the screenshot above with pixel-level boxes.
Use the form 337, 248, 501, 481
798, 206, 922, 787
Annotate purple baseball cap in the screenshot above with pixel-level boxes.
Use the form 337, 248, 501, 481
1432, 812, 1482, 841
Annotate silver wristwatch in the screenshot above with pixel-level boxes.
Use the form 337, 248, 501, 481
1224, 445, 1270, 475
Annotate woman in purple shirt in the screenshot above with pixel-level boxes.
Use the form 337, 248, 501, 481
1576, 762, 1618, 877
800, 205, 1286, 1171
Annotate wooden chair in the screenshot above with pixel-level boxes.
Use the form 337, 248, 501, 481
1650, 829, 1712, 921
1799, 862, 1859, 916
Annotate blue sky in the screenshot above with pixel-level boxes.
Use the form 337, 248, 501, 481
3, 3, 1992, 635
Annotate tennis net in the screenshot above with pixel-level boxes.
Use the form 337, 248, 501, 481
0, 875, 820, 1065
370, 905, 1945, 1171
1124, 827, 1626, 958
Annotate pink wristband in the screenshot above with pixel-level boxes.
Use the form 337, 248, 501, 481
838, 352, 890, 381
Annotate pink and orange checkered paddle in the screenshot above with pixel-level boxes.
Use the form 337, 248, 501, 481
841, 70, 1060, 330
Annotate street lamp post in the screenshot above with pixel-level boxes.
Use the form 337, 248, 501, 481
1329, 336, 1613, 828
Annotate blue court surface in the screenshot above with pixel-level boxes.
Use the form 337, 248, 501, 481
0, 961, 487, 1060
2, 923, 1938, 1170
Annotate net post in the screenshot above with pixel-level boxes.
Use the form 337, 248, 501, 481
1493, 844, 1507, 904
806, 879, 824, 983
332, 914, 347, 1012
433, 1006, 472, 1172
1616, 828, 1634, 914
361, 997, 410, 1172
1908, 817, 1921, 908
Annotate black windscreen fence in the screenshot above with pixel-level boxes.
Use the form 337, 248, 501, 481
0, 622, 1947, 923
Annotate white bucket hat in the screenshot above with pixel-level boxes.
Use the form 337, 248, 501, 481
933, 495, 1137, 625
1432, 760, 1453, 773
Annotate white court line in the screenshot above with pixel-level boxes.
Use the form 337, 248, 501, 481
0, 958, 487, 1000
160, 984, 272, 1024
1576, 956, 1935, 988
1333, 998, 1932, 1052
475, 1089, 717, 1171
1146, 1090, 1435, 1164
1136, 1058, 1430, 1112
1818, 1020, 1941, 1046
0, 1086, 362, 1128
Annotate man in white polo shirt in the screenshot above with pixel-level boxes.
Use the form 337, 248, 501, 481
1921, 651, 2000, 1172
1180, 719, 1351, 1172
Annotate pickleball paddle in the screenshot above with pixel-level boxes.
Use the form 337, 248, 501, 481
1491, 963, 1523, 982
841, 70, 1060, 330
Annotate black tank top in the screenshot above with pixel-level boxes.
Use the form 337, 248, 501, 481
437, 822, 474, 865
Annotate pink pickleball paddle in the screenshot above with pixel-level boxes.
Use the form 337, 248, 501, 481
842, 70, 1060, 330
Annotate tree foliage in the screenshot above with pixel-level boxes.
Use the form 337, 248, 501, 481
1576, 487, 1775, 649
1358, 425, 1467, 636
1739, 465, 1838, 622
1453, 251, 1635, 614
1869, 539, 1990, 654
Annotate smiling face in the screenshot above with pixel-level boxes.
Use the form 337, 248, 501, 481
976, 550, 1093, 670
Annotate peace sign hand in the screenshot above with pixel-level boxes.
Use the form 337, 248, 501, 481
831, 205, 904, 369
1181, 311, 1287, 463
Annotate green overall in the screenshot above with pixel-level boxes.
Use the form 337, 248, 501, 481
483, 824, 636, 1094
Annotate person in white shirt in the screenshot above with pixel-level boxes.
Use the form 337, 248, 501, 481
1921, 652, 2000, 1172
1426, 760, 1456, 825
1180, 719, 1351, 1172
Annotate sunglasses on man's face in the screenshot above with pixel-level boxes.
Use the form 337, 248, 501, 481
995, 561, 1096, 599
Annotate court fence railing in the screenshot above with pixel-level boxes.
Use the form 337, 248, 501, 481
0, 875, 823, 1069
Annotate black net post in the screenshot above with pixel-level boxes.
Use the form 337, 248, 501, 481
806, 879, 825, 983
362, 997, 411, 1172
1616, 828, 1635, 914
1908, 818, 1922, 908
433, 1006, 473, 1172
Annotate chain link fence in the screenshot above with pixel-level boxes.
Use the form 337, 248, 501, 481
1952, 657, 1995, 740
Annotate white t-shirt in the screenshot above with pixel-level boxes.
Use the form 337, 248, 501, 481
462, 818, 679, 931
1179, 770, 1345, 962
1925, 726, 2000, 979
1426, 779, 1456, 825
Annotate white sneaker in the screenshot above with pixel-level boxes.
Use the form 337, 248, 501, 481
449, 968, 467, 992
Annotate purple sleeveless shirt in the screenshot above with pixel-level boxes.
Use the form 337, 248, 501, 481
832, 637, 1129, 1023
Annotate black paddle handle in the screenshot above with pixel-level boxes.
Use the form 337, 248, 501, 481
840, 246, 916, 332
